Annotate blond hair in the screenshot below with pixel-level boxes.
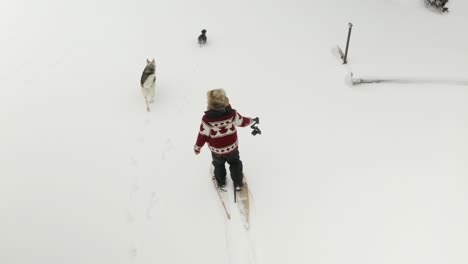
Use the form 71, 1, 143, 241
207, 89, 230, 110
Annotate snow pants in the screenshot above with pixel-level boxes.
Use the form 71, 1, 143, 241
211, 149, 244, 186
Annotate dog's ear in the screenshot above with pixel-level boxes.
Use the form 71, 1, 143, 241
151, 58, 155, 64
147, 58, 151, 64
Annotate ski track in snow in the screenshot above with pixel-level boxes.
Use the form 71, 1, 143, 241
224, 215, 258, 264
223, 216, 233, 264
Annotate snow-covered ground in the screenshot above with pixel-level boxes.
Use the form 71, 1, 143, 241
1, 0, 468, 263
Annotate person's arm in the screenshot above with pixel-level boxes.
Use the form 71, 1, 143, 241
232, 111, 253, 127
194, 121, 210, 154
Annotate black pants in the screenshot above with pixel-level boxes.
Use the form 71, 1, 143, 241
211, 149, 244, 186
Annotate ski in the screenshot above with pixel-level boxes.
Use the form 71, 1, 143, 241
236, 181, 250, 230
210, 167, 251, 229
212, 176, 231, 220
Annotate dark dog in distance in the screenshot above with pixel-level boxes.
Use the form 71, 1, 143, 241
198, 29, 207, 46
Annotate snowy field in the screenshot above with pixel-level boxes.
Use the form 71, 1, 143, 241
1, 0, 468, 263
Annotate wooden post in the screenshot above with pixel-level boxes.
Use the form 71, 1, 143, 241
343, 22, 353, 64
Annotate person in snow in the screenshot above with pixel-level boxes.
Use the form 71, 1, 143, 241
194, 89, 254, 191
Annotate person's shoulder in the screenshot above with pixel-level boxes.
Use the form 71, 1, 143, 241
226, 104, 235, 112
201, 111, 210, 119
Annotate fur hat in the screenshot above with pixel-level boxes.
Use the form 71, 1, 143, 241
207, 89, 230, 110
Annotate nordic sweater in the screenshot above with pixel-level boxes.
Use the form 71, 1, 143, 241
195, 105, 253, 156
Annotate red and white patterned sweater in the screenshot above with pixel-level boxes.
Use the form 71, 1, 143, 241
194, 105, 253, 156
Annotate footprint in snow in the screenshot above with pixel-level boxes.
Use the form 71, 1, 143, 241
146, 192, 160, 220
161, 138, 174, 160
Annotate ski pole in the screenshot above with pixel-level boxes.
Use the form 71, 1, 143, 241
234, 185, 237, 203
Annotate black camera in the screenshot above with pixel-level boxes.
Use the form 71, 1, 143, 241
250, 117, 261, 136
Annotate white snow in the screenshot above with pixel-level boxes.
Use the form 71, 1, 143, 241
1, 0, 468, 263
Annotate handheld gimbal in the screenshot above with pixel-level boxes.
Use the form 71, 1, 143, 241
250, 117, 261, 136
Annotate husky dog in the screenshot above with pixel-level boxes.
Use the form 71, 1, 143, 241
198, 29, 207, 46
140, 58, 156, 112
